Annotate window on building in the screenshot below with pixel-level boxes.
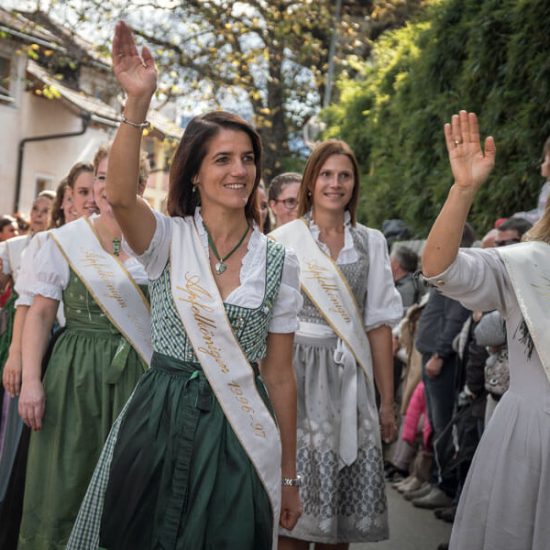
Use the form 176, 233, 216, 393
35, 176, 53, 196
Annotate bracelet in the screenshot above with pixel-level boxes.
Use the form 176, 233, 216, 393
282, 475, 302, 487
121, 114, 150, 130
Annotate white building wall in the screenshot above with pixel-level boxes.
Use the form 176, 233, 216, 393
14, 94, 115, 216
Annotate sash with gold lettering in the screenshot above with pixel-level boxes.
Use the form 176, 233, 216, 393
498, 241, 550, 383
50, 217, 152, 366
170, 217, 281, 550
271, 218, 378, 467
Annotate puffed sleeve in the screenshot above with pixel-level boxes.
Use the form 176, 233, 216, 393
425, 248, 510, 316
123, 208, 172, 280
14, 233, 46, 306
268, 248, 303, 333
27, 235, 70, 302
364, 228, 403, 330
0, 242, 9, 274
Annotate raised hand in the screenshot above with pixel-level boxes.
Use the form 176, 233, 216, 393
112, 20, 157, 101
444, 110, 496, 193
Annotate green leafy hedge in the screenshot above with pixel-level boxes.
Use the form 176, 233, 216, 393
323, 0, 550, 236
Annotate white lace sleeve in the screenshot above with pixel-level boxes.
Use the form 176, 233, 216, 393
27, 235, 69, 302
364, 228, 403, 330
123, 209, 172, 280
269, 248, 303, 333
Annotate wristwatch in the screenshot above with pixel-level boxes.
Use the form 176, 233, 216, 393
282, 475, 302, 487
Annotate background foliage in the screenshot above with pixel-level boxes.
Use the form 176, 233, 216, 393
323, 0, 550, 235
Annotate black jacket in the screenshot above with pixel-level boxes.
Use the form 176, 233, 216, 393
415, 288, 470, 358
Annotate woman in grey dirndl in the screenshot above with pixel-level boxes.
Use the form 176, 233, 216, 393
275, 140, 402, 549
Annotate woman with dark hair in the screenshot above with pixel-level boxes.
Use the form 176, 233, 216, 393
68, 21, 301, 550
271, 139, 403, 549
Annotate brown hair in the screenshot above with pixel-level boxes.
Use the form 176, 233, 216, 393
167, 111, 262, 225
67, 161, 94, 189
50, 178, 69, 228
268, 172, 302, 202
297, 140, 360, 225
94, 144, 150, 185
542, 136, 550, 158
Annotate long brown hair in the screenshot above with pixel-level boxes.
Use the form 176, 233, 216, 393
168, 111, 262, 225
297, 139, 360, 226
50, 178, 69, 228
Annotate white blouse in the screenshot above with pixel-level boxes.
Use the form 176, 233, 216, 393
309, 211, 403, 329
27, 230, 148, 303
128, 208, 303, 334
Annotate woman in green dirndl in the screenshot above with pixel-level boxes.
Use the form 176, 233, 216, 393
68, 21, 302, 550
0, 168, 93, 550
16, 149, 152, 550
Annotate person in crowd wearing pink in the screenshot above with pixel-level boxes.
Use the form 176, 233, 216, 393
423, 110, 549, 550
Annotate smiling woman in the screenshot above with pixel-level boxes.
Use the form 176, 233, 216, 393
67, 20, 302, 550
271, 139, 403, 550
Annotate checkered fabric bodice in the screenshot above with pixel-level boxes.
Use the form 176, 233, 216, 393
299, 223, 370, 325
149, 239, 286, 363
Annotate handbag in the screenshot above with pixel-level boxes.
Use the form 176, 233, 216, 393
484, 347, 509, 398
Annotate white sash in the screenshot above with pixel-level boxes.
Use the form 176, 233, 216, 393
51, 217, 152, 366
270, 219, 378, 467
5, 235, 31, 284
498, 241, 550, 383
170, 217, 281, 549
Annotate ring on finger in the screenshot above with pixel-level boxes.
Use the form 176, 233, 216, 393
454, 139, 462, 146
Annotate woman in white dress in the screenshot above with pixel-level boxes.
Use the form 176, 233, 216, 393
423, 110, 550, 550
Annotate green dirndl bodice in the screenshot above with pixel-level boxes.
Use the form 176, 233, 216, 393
17, 270, 148, 550
68, 239, 286, 550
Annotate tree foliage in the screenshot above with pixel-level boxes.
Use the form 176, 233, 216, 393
46, 0, 426, 178
324, 0, 550, 235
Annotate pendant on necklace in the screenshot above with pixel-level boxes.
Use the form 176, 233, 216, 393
215, 261, 227, 275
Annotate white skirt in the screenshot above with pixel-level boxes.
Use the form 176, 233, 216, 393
280, 326, 388, 544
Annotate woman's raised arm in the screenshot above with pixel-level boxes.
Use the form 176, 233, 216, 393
107, 21, 158, 254
422, 111, 496, 277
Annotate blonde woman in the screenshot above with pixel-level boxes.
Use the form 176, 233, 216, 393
422, 110, 549, 550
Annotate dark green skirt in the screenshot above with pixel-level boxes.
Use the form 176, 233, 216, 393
99, 352, 273, 550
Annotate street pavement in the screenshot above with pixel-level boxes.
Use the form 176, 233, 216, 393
352, 483, 452, 550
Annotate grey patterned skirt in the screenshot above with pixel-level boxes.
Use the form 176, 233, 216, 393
280, 331, 389, 544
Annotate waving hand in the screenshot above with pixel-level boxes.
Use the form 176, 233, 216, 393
112, 20, 157, 101
444, 110, 496, 194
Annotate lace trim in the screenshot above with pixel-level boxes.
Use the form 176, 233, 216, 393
305, 210, 358, 263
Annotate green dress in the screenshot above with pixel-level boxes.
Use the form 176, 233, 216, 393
67, 239, 286, 550
0, 289, 17, 375
17, 269, 148, 550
